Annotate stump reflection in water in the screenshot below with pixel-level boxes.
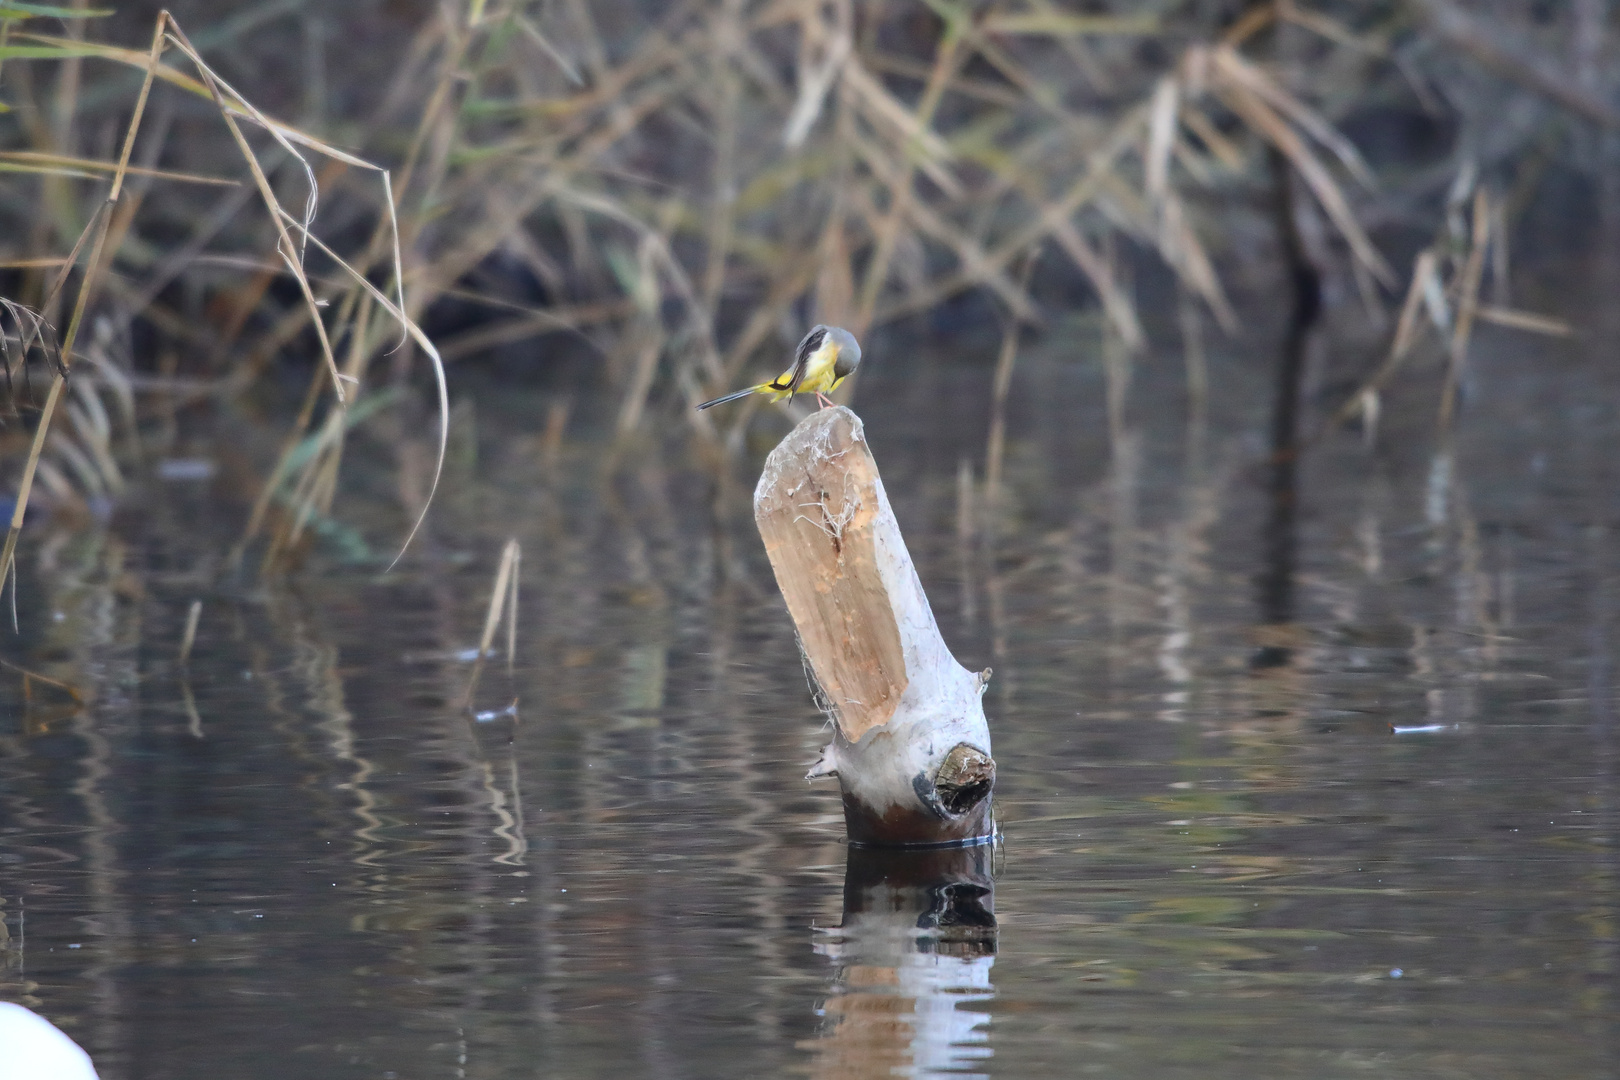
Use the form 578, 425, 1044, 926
806, 845, 997, 1078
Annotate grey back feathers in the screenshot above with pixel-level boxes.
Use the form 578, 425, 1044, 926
795, 325, 829, 364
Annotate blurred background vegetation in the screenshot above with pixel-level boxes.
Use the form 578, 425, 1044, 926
0, 0, 1614, 578
3, 10, 1618, 1070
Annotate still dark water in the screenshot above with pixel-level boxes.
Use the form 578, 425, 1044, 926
2, 297, 1617, 1078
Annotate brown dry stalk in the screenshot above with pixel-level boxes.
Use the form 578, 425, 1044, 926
0, 151, 237, 185
9, 13, 435, 578
6, 0, 1573, 577
464, 538, 521, 707
1413, 0, 1620, 129
0, 656, 85, 703
12, 31, 382, 166
1474, 306, 1571, 337
1328, 247, 1439, 433
1438, 188, 1490, 430
983, 307, 1021, 519
0, 10, 165, 603
879, 102, 1150, 325
1208, 48, 1395, 286
160, 21, 345, 405
853, 12, 965, 331
272, 214, 449, 568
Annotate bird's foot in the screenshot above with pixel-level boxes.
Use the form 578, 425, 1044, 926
815, 392, 834, 410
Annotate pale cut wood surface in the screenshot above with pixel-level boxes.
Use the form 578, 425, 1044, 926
754, 408, 907, 742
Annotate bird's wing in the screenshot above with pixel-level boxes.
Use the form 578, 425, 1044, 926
763, 326, 830, 398
769, 353, 810, 395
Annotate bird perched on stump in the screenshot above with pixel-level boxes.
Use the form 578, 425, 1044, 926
697, 325, 862, 411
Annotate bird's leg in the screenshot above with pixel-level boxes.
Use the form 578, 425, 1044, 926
815, 392, 834, 410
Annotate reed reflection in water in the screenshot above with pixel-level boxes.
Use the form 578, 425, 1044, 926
1, 299, 1618, 1077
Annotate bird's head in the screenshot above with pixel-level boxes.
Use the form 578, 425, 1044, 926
800, 324, 862, 379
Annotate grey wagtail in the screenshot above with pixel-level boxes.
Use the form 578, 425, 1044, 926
697, 325, 862, 411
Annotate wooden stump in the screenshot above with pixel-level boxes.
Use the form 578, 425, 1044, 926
754, 407, 996, 846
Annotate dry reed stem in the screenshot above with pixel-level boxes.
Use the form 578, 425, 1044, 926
266, 294, 375, 562
0, 150, 236, 185
385, 0, 1404, 418
878, 102, 1149, 324
1439, 188, 1490, 429
980, 11, 1157, 35
852, 10, 964, 331
160, 21, 343, 405
1277, 0, 1385, 55
615, 232, 665, 436
177, 598, 201, 665
1474, 306, 1572, 336
1211, 43, 1377, 189
505, 543, 518, 677
1179, 283, 1207, 409
180, 677, 202, 738
701, 0, 744, 317
464, 537, 520, 708
233, 342, 336, 568
11, 31, 383, 166
0, 9, 162, 603
0, 297, 58, 407
1208, 47, 1395, 286
1328, 247, 1439, 434
365, 4, 1397, 432
1412, 0, 1620, 129
6, 0, 1586, 574
273, 213, 450, 567
6, 12, 440, 583
437, 297, 636, 361
0, 655, 84, 703
982, 303, 1021, 522
48, 0, 92, 161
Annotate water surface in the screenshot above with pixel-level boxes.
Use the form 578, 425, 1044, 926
2, 302, 1616, 1078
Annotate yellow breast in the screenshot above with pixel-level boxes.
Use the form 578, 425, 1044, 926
797, 343, 843, 394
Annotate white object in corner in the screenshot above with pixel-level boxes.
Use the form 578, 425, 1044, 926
0, 1002, 99, 1080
